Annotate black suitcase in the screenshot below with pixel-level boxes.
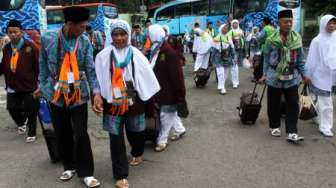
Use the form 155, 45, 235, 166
194, 67, 212, 88
237, 83, 266, 125
38, 99, 60, 163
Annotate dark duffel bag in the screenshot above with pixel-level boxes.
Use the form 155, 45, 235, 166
194, 67, 212, 88
38, 99, 60, 163
237, 83, 266, 125
144, 108, 160, 144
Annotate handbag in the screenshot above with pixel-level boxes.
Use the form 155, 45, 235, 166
299, 85, 318, 120
177, 100, 189, 118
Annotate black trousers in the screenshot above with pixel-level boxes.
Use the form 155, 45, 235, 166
7, 92, 38, 137
267, 85, 299, 133
109, 118, 145, 180
50, 103, 94, 178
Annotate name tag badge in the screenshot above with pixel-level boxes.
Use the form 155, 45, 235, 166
67, 72, 75, 84
113, 87, 122, 99
279, 74, 294, 81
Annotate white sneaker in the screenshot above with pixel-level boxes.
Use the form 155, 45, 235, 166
233, 84, 239, 89
320, 130, 334, 137
287, 133, 304, 143
220, 88, 227, 95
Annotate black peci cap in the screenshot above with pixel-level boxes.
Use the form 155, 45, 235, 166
63, 6, 90, 23
278, 9, 293, 19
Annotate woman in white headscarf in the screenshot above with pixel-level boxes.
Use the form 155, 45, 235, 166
95, 19, 160, 188
211, 23, 237, 94
228, 19, 244, 88
192, 28, 213, 72
147, 24, 187, 152
306, 15, 336, 137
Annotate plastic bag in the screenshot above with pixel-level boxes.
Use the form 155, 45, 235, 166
243, 58, 252, 69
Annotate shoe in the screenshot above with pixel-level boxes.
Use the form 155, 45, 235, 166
115, 179, 129, 188
155, 143, 168, 152
83, 176, 100, 188
170, 132, 186, 141
59, 170, 76, 181
270, 128, 281, 137
220, 89, 227, 95
130, 156, 143, 166
26, 136, 36, 143
233, 84, 239, 89
287, 133, 304, 143
320, 130, 334, 137
17, 125, 26, 135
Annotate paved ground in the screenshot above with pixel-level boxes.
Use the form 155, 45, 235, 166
0, 54, 336, 188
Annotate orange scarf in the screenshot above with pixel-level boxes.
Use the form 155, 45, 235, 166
52, 41, 81, 106
110, 61, 129, 116
10, 48, 19, 73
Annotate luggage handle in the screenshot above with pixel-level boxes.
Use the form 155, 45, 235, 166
249, 82, 267, 105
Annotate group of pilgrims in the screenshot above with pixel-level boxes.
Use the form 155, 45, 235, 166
0, 4, 336, 188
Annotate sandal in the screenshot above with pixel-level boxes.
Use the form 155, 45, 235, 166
170, 132, 186, 141
17, 125, 26, 135
26, 136, 36, 143
59, 170, 76, 181
115, 179, 129, 188
270, 128, 281, 137
130, 156, 143, 166
154, 143, 168, 152
83, 176, 100, 188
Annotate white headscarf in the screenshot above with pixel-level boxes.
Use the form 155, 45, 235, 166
148, 24, 165, 43
192, 28, 213, 54
214, 23, 232, 50
148, 24, 166, 67
306, 15, 336, 91
231, 19, 244, 36
95, 19, 160, 102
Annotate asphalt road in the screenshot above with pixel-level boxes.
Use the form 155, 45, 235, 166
0, 54, 335, 188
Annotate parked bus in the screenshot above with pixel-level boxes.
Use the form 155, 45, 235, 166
152, 0, 302, 35
0, 0, 47, 46
47, 3, 118, 39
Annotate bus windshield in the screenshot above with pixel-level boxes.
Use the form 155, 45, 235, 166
0, 0, 25, 10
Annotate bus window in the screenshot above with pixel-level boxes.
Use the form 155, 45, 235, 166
103, 6, 118, 19
0, 0, 24, 10
47, 9, 63, 25
234, 0, 266, 18
176, 3, 191, 17
210, 0, 230, 15
156, 6, 175, 21
191, 1, 208, 16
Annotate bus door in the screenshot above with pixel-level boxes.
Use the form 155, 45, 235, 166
155, 5, 179, 35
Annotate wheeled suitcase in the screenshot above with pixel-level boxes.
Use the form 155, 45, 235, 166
237, 83, 266, 125
38, 99, 60, 163
194, 67, 212, 88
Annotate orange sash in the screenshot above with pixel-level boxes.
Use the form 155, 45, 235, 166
110, 61, 129, 116
52, 39, 81, 106
10, 48, 19, 73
